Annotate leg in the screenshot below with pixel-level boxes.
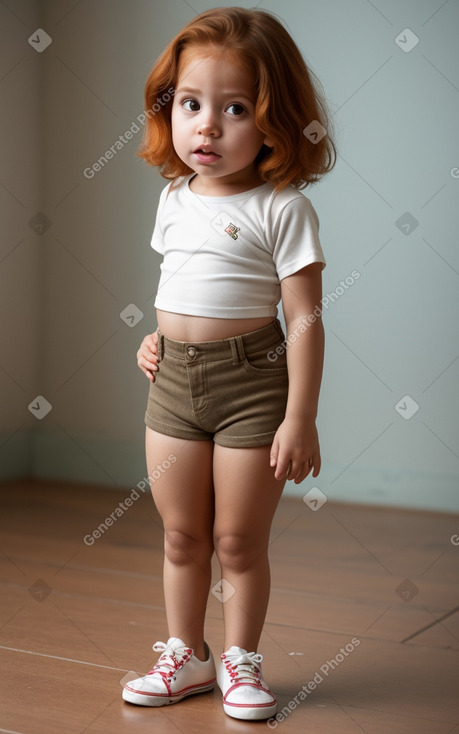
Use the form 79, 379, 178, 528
145, 427, 214, 660
212, 444, 286, 652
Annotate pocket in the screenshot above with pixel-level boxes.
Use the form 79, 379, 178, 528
242, 342, 288, 376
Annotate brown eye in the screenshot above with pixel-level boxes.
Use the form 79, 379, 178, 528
183, 99, 200, 111
227, 103, 245, 116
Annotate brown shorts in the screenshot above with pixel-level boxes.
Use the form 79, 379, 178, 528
144, 319, 289, 448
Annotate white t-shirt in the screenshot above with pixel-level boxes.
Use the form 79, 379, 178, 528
151, 174, 326, 319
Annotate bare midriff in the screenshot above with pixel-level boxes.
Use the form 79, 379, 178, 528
156, 310, 274, 342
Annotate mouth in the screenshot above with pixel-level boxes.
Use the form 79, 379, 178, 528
193, 147, 221, 157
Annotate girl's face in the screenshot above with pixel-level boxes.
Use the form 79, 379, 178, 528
171, 46, 270, 193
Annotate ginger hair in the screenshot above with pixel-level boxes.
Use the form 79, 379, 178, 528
138, 6, 336, 190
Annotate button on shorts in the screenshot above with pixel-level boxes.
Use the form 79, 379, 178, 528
144, 319, 289, 448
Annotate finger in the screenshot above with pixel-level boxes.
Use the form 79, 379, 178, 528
274, 465, 285, 481
144, 347, 158, 361
311, 453, 321, 478
307, 452, 320, 478
294, 456, 320, 484
148, 333, 159, 352
270, 438, 279, 468
140, 366, 154, 381
137, 354, 159, 373
291, 462, 305, 482
140, 359, 158, 373
138, 345, 158, 363
137, 351, 158, 367
293, 465, 310, 484
274, 454, 291, 481
288, 460, 306, 482
144, 341, 159, 360
140, 334, 158, 355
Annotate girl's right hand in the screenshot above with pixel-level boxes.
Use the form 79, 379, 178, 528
137, 331, 159, 381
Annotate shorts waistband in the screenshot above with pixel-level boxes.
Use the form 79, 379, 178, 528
157, 319, 284, 365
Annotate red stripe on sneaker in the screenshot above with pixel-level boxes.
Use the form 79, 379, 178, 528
174, 677, 216, 695
223, 682, 276, 707
125, 676, 216, 698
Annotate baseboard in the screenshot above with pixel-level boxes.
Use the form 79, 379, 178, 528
287, 461, 459, 513
0, 430, 458, 512
0, 428, 146, 489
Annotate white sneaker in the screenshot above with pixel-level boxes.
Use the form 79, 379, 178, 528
122, 637, 216, 706
217, 646, 277, 720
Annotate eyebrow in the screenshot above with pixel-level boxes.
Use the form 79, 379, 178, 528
176, 86, 254, 102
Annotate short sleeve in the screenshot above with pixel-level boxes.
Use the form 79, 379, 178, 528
271, 195, 326, 281
150, 183, 171, 255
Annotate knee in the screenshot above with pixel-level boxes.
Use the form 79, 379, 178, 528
214, 533, 264, 573
164, 528, 213, 567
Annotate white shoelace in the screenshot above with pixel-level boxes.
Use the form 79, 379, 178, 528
223, 650, 264, 685
146, 640, 192, 680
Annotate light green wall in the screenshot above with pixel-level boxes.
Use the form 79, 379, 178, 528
1, 0, 458, 511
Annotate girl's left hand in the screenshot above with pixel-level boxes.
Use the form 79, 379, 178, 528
270, 417, 321, 483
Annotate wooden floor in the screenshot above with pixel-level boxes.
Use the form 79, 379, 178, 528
0, 479, 458, 734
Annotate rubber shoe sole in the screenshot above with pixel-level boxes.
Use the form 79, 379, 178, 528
222, 697, 277, 720
122, 678, 216, 707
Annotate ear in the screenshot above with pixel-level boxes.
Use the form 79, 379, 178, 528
263, 135, 274, 148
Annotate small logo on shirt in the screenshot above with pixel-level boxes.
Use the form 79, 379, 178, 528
210, 211, 240, 239
225, 222, 240, 240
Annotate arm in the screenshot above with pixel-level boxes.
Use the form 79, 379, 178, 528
270, 262, 324, 482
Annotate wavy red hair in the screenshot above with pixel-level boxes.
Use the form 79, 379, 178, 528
138, 7, 336, 190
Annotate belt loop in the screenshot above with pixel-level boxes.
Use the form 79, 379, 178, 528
157, 330, 164, 361
229, 338, 238, 365
229, 335, 245, 364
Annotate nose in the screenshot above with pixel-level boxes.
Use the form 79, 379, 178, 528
198, 125, 216, 137
197, 109, 220, 137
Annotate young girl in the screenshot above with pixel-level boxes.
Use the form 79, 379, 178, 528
123, 6, 335, 722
